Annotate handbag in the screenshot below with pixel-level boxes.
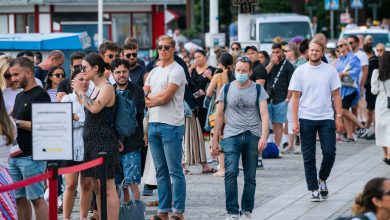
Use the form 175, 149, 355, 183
118, 178, 146, 220
340, 63, 358, 88
383, 81, 390, 109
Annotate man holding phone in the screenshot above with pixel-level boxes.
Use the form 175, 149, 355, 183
265, 43, 295, 155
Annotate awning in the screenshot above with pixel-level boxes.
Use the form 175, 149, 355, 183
0, 32, 91, 51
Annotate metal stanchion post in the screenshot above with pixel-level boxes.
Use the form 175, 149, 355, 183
98, 152, 107, 220
48, 162, 58, 220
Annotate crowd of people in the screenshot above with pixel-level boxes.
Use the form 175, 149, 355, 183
0, 29, 389, 220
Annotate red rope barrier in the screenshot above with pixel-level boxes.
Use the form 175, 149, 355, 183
0, 157, 104, 193
0, 170, 53, 193
58, 157, 104, 175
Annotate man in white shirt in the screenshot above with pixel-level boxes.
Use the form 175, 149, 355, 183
144, 35, 187, 220
290, 39, 343, 202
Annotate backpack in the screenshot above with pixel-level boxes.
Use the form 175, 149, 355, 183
114, 90, 138, 137
223, 82, 262, 113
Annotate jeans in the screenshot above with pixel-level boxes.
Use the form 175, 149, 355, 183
221, 131, 259, 215
299, 119, 336, 191
8, 156, 47, 200
148, 123, 185, 213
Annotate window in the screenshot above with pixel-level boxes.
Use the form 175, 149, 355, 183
0, 15, 8, 34
112, 14, 131, 45
132, 13, 152, 49
259, 22, 312, 43
15, 14, 35, 33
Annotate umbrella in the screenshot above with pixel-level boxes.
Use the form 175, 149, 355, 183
0, 32, 91, 51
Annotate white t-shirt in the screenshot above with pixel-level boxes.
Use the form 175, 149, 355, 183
3, 87, 22, 113
145, 61, 187, 126
354, 50, 369, 81
288, 61, 341, 120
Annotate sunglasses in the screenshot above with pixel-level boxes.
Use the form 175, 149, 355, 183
237, 56, 252, 64
348, 41, 355, 45
52, 73, 65, 78
107, 54, 115, 59
383, 191, 390, 196
4, 74, 11, 80
158, 45, 172, 50
125, 53, 137, 58
231, 47, 241, 51
81, 66, 90, 72
336, 44, 345, 49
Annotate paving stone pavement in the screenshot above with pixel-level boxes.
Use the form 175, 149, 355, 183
54, 139, 389, 220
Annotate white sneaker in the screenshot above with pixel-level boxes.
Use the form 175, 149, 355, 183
240, 211, 252, 219
225, 214, 240, 220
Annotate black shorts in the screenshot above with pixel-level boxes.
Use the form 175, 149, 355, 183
365, 86, 377, 110
342, 91, 358, 109
61, 160, 83, 168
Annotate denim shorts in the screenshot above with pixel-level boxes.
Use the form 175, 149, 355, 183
116, 150, 141, 185
268, 101, 288, 123
8, 156, 46, 200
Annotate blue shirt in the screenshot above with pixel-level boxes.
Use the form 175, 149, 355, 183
335, 52, 361, 100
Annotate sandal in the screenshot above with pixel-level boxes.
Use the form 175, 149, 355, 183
151, 215, 163, 220
147, 200, 159, 206
183, 169, 192, 175
201, 168, 217, 174
169, 215, 182, 220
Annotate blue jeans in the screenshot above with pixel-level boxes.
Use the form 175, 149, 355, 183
8, 156, 47, 200
148, 123, 185, 213
221, 131, 259, 215
299, 119, 336, 191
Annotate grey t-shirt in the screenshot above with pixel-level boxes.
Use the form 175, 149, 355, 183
217, 81, 269, 138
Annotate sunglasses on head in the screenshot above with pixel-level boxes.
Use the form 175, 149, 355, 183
4, 73, 11, 80
237, 56, 252, 63
336, 44, 345, 49
157, 45, 172, 50
125, 53, 137, 58
52, 73, 65, 78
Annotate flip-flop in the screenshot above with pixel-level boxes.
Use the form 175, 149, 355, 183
151, 215, 163, 220
183, 169, 192, 175
202, 168, 217, 174
169, 215, 182, 220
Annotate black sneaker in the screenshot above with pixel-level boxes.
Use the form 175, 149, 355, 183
356, 128, 367, 138
311, 190, 320, 202
257, 159, 264, 169
365, 133, 375, 140
319, 181, 328, 199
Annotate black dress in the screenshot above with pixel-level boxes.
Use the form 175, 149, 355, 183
82, 92, 120, 179
191, 66, 216, 132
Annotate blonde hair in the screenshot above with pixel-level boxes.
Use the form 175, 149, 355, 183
0, 55, 14, 91
309, 39, 325, 52
156, 35, 176, 48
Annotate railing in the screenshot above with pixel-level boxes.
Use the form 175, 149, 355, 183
0, 152, 108, 220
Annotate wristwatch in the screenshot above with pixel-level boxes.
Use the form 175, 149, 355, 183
16, 120, 20, 128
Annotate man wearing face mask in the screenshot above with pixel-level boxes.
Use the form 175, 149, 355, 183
211, 57, 269, 220
265, 43, 295, 156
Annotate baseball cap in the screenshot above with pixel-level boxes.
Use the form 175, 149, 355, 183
244, 45, 258, 53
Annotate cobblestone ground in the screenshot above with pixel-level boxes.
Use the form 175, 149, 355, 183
55, 139, 375, 220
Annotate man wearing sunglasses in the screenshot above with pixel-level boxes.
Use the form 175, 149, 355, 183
211, 57, 269, 220
144, 35, 187, 220
57, 52, 86, 100
122, 43, 146, 87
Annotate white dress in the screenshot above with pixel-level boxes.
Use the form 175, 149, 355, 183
371, 69, 390, 147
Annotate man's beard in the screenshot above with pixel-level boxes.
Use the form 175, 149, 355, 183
19, 76, 28, 89
309, 57, 322, 63
129, 60, 137, 68
116, 78, 128, 87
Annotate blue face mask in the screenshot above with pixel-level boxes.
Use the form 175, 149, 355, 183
235, 73, 249, 84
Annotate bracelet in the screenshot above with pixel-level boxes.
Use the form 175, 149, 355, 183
336, 114, 342, 118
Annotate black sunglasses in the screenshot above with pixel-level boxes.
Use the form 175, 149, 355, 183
107, 54, 115, 59
4, 74, 11, 80
125, 53, 137, 58
52, 73, 65, 78
158, 45, 172, 50
231, 47, 241, 51
383, 191, 390, 196
336, 44, 345, 49
73, 65, 82, 71
81, 66, 89, 72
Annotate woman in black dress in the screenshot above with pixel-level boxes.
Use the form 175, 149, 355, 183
188, 50, 216, 131
73, 53, 120, 220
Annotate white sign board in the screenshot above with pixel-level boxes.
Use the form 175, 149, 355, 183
32, 103, 73, 161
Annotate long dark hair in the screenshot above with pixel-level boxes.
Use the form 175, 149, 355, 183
0, 89, 16, 145
352, 177, 389, 215
84, 52, 110, 77
378, 51, 390, 81
45, 66, 65, 90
